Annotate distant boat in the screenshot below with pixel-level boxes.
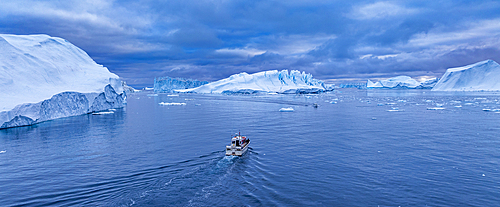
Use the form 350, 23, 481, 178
226, 132, 250, 156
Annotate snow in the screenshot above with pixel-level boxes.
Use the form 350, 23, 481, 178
176, 70, 327, 94
0, 34, 122, 111
367, 76, 436, 89
420, 78, 439, 89
0, 34, 124, 129
432, 60, 500, 91
154, 76, 208, 93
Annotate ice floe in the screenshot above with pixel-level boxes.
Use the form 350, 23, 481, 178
279, 107, 294, 112
159, 102, 187, 106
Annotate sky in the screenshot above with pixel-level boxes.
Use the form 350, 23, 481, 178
1, 0, 500, 88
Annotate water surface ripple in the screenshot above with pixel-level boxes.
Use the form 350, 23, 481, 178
1, 90, 500, 206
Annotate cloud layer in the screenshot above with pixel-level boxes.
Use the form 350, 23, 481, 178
1, 0, 500, 87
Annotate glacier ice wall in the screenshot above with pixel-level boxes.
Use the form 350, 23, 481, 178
154, 77, 208, 93
1, 84, 125, 129
432, 60, 500, 91
367, 76, 438, 89
176, 70, 328, 94
0, 34, 125, 129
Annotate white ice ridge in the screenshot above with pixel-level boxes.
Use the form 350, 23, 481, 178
432, 60, 500, 91
175, 70, 328, 94
367, 76, 438, 89
0, 34, 125, 129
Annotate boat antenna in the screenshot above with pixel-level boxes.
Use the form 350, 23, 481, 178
239, 131, 240, 136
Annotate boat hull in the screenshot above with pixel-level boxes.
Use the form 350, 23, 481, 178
225, 141, 250, 156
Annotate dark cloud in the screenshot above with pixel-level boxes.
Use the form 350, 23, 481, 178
1, 0, 500, 88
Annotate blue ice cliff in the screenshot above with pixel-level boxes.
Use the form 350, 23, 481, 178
154, 77, 208, 93
0, 34, 125, 129
367, 76, 438, 89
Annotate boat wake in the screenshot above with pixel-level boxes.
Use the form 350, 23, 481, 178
118, 150, 250, 206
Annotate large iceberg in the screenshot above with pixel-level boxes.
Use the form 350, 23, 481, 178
154, 76, 208, 93
176, 70, 328, 94
367, 76, 438, 89
0, 34, 125, 129
432, 60, 500, 91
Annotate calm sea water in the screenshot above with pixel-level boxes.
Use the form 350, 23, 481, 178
1, 90, 500, 206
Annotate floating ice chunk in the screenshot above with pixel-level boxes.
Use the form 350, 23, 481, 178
371, 117, 377, 120
386, 103, 397, 105
92, 111, 114, 115
436, 103, 444, 107
427, 107, 446, 110
330, 101, 337, 104
425, 100, 433, 103
147, 94, 158, 97
483, 108, 500, 112
454, 105, 462, 108
279, 107, 294, 112
268, 92, 278, 95
0, 151, 5, 153
464, 103, 474, 105
195, 104, 201, 106
386, 109, 401, 112
159, 102, 186, 106
167, 94, 179, 97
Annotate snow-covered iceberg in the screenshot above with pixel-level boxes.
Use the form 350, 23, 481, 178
176, 70, 328, 94
154, 76, 208, 93
419, 78, 439, 89
0, 34, 125, 129
432, 60, 500, 91
367, 76, 438, 89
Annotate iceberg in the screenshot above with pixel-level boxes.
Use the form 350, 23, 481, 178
419, 78, 439, 89
338, 83, 366, 89
176, 70, 328, 94
432, 60, 500, 91
367, 76, 438, 89
0, 34, 125, 129
123, 81, 140, 93
154, 76, 208, 93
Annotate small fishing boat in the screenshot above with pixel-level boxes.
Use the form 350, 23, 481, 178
226, 132, 250, 156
